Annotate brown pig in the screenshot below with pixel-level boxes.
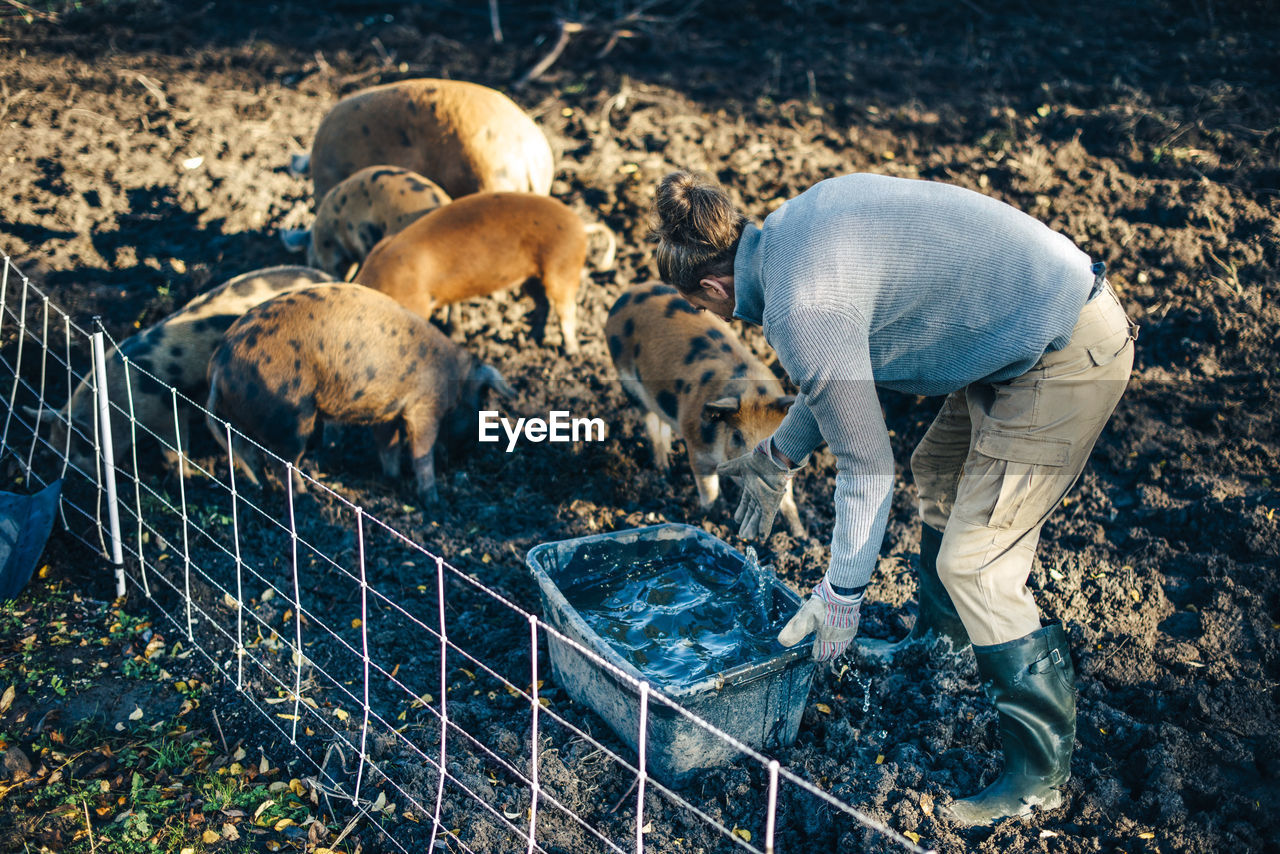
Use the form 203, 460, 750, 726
205, 283, 512, 503
307, 165, 451, 279
354, 192, 615, 355
306, 78, 554, 201
26, 266, 337, 476
605, 283, 805, 535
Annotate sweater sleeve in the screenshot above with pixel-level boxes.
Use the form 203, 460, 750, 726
767, 305, 895, 589
771, 393, 824, 465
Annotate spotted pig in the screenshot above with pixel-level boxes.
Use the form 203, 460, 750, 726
27, 266, 337, 476
304, 78, 554, 202
206, 283, 513, 503
605, 283, 805, 535
354, 192, 615, 355
306, 165, 451, 280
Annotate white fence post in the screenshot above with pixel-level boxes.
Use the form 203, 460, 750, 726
91, 327, 126, 599
353, 508, 372, 808
635, 681, 650, 854
121, 357, 150, 599
527, 614, 540, 854
765, 759, 780, 854
428, 554, 449, 851
225, 422, 245, 690
172, 388, 192, 637
288, 464, 303, 745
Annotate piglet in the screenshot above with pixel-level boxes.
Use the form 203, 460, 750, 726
206, 283, 512, 503
606, 283, 805, 536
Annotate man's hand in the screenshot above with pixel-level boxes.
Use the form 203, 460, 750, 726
717, 439, 800, 539
778, 577, 864, 661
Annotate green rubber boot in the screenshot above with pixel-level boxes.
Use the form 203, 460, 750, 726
859, 525, 970, 659
944, 621, 1077, 826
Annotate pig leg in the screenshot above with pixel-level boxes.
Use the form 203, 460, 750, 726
780, 481, 806, 536
689, 451, 721, 508
522, 277, 552, 347
160, 406, 198, 478
551, 288, 580, 355
402, 405, 442, 505
643, 412, 673, 471
371, 422, 402, 478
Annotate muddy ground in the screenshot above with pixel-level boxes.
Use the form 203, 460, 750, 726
1, 0, 1278, 852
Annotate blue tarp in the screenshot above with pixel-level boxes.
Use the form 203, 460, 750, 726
0, 479, 62, 600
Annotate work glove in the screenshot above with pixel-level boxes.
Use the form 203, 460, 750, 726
778, 577, 864, 662
717, 439, 802, 539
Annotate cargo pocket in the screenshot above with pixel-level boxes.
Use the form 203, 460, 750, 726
1086, 326, 1133, 367
969, 429, 1071, 530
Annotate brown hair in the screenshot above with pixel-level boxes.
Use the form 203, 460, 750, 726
650, 170, 747, 294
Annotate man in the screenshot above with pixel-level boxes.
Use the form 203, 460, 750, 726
650, 169, 1136, 825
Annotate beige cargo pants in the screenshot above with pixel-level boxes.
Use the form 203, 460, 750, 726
911, 282, 1137, 646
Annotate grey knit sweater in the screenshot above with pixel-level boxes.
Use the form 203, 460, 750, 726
732, 173, 1095, 589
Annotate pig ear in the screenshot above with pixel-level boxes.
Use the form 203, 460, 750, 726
476, 364, 516, 399
703, 397, 740, 421
23, 405, 60, 424
769, 395, 797, 413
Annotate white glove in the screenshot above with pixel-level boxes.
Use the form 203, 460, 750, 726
778, 577, 864, 662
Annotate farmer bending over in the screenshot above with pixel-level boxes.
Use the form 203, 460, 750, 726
650, 170, 1136, 825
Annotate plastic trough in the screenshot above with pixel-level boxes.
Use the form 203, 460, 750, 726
526, 523, 816, 787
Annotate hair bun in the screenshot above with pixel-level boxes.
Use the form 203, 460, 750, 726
655, 171, 740, 252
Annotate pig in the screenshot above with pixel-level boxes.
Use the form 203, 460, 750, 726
205, 283, 513, 503
353, 191, 615, 355
26, 265, 337, 476
304, 78, 554, 202
306, 165, 451, 280
605, 283, 805, 536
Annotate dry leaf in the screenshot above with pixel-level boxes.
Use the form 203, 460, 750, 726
904, 830, 920, 843
0, 685, 14, 715
259, 755, 269, 774
253, 799, 275, 822
128, 707, 144, 721
815, 703, 832, 714
334, 708, 350, 722
1139, 832, 1155, 839
875, 754, 885, 764
731, 827, 752, 842
202, 829, 220, 843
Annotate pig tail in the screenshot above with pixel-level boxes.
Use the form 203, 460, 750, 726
651, 170, 747, 293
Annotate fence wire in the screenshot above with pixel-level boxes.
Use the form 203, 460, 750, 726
0, 253, 934, 854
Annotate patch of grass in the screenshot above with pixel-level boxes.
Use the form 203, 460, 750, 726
0, 576, 356, 853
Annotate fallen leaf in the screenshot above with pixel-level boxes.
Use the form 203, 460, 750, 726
202, 829, 220, 843
875, 754, 885, 764
904, 830, 920, 843
1139, 832, 1155, 839
273, 817, 295, 831
815, 703, 832, 714
128, 707, 144, 721
334, 708, 350, 722
1040, 830, 1059, 838
253, 799, 275, 821
0, 685, 14, 715
731, 827, 752, 842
